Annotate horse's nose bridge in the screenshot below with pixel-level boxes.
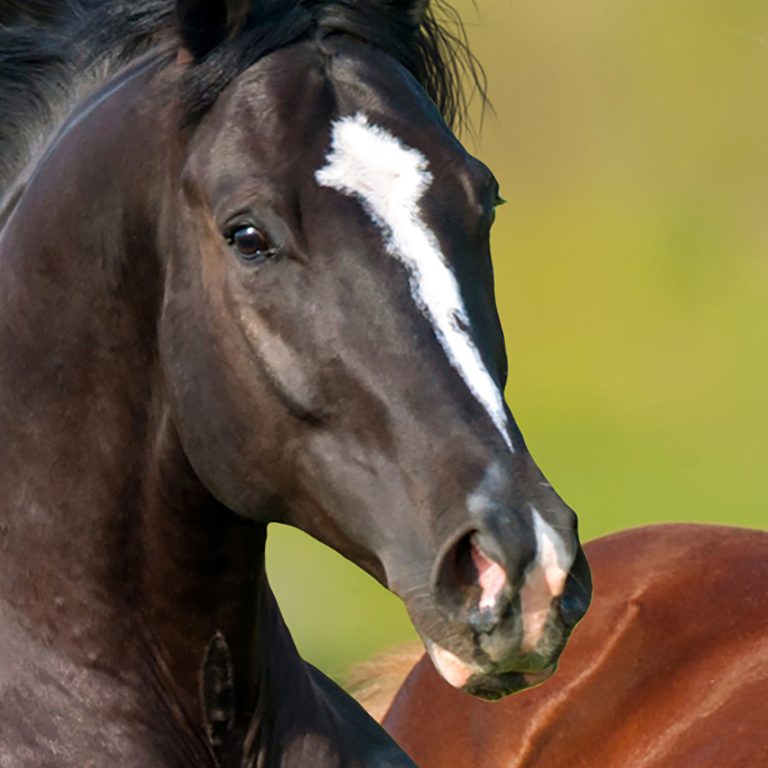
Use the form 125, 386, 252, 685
465, 463, 550, 580
472, 504, 538, 588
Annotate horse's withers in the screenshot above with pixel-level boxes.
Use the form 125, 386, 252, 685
165, 33, 591, 700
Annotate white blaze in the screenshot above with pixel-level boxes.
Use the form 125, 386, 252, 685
315, 112, 512, 451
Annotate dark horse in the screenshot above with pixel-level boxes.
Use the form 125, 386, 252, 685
0, 1, 591, 765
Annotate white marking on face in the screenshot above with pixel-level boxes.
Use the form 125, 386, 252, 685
315, 112, 512, 451
519, 507, 572, 652
426, 640, 480, 689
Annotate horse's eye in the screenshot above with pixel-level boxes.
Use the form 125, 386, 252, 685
228, 225, 275, 262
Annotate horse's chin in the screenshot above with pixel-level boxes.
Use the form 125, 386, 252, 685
464, 664, 557, 701
424, 638, 558, 700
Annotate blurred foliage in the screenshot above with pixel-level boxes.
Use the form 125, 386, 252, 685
267, 0, 768, 679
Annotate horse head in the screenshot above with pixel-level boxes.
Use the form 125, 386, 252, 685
163, 0, 591, 699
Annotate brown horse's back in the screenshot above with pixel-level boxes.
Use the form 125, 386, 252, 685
384, 524, 768, 767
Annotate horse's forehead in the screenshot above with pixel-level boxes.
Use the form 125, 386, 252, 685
206, 39, 449, 157
186, 35, 492, 225
216, 54, 330, 143
325, 43, 455, 146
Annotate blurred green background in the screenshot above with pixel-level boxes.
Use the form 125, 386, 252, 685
267, 0, 768, 679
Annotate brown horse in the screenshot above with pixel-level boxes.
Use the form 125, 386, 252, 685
380, 524, 768, 767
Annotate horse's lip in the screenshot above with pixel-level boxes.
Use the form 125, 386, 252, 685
423, 633, 560, 697
464, 664, 557, 701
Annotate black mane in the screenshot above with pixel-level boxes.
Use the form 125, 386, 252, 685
0, 0, 486, 193
175, 0, 486, 127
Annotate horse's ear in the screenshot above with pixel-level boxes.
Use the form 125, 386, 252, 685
395, 0, 428, 26
176, 0, 251, 60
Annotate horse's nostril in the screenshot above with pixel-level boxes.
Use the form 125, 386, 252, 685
470, 535, 508, 611
433, 530, 509, 625
433, 530, 479, 618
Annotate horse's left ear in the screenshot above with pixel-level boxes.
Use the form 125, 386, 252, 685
394, 0, 428, 27
176, 0, 251, 60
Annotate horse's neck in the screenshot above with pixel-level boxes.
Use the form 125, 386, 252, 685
0, 223, 311, 761
232, 589, 416, 768
0, 312, 272, 758
0, 54, 414, 767
0, 56, 262, 760
137, 418, 271, 742
0, 52, 169, 669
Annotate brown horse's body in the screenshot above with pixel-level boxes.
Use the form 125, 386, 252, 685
384, 524, 768, 767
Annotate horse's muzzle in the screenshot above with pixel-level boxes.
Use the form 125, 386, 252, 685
423, 520, 592, 699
